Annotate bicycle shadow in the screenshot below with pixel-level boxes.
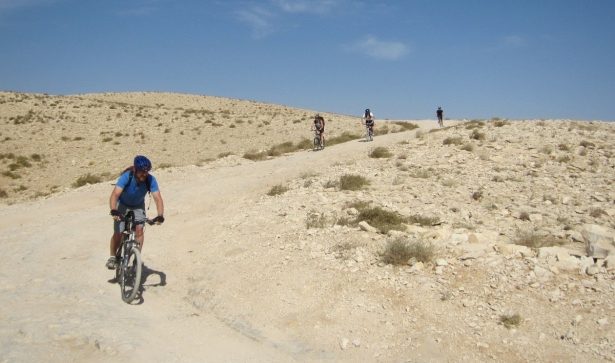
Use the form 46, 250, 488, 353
132, 264, 167, 304
107, 264, 166, 304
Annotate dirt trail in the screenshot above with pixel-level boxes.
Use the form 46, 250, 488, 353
0, 128, 429, 362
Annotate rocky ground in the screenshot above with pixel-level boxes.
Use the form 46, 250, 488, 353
0, 92, 614, 362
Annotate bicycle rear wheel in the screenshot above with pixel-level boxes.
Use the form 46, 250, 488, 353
119, 246, 142, 303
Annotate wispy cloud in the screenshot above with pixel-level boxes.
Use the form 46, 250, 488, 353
502, 35, 526, 48
237, 6, 275, 39
346, 35, 409, 61
117, 6, 156, 17
272, 0, 342, 14
0, 0, 56, 11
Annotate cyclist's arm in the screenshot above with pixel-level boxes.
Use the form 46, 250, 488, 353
151, 190, 164, 217
109, 186, 123, 211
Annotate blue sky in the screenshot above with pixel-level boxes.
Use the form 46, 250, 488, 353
1, 0, 614, 120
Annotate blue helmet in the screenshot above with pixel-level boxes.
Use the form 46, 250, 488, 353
134, 155, 152, 172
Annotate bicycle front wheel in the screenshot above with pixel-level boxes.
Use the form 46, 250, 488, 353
119, 246, 142, 303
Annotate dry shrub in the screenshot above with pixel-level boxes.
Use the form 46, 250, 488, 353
393, 121, 419, 131
470, 129, 485, 140
369, 147, 392, 158
514, 230, 566, 249
443, 137, 463, 146
73, 173, 102, 187
267, 184, 288, 196
382, 238, 435, 265
589, 208, 607, 218
461, 143, 474, 152
410, 169, 432, 179
465, 120, 485, 129
357, 207, 406, 233
407, 214, 440, 226
339, 174, 369, 191
328, 131, 361, 146
306, 211, 332, 229
500, 313, 522, 329
492, 120, 510, 127
217, 151, 234, 158
243, 150, 267, 161
580, 140, 595, 148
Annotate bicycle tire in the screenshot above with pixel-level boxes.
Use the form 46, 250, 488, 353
120, 246, 142, 303
314, 137, 320, 151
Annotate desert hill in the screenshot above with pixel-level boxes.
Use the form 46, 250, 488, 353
1, 91, 415, 204
0, 92, 614, 362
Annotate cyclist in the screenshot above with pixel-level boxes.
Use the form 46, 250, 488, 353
362, 108, 375, 137
312, 113, 325, 148
436, 106, 444, 127
106, 155, 165, 269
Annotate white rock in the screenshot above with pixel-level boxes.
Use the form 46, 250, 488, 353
604, 255, 615, 271
435, 258, 448, 267
586, 264, 600, 276
529, 214, 543, 223
358, 221, 378, 233
581, 224, 615, 258
340, 338, 350, 350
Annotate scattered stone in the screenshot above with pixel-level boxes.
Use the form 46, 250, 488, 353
586, 264, 600, 276
340, 338, 350, 350
435, 258, 448, 267
358, 221, 378, 233
604, 255, 615, 271
581, 224, 615, 258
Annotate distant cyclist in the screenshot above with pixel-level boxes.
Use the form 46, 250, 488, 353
362, 108, 375, 136
312, 113, 325, 148
106, 155, 165, 269
436, 107, 444, 127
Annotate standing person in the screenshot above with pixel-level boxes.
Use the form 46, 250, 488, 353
436, 107, 444, 127
106, 155, 165, 269
312, 113, 325, 148
362, 108, 375, 140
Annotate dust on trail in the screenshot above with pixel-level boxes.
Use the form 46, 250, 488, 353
0, 129, 426, 363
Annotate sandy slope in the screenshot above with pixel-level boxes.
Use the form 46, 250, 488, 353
0, 125, 437, 362
1, 93, 614, 363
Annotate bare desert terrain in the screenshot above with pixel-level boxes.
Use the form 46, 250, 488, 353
1, 92, 614, 362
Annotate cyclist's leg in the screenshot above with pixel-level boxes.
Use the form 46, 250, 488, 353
132, 203, 147, 250
110, 203, 128, 256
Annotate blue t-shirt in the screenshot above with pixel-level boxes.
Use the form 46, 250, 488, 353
116, 171, 160, 207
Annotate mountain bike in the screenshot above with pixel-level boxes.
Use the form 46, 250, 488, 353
312, 127, 324, 151
115, 211, 157, 303
364, 123, 374, 142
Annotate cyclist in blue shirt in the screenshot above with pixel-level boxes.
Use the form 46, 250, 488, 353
106, 155, 165, 269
